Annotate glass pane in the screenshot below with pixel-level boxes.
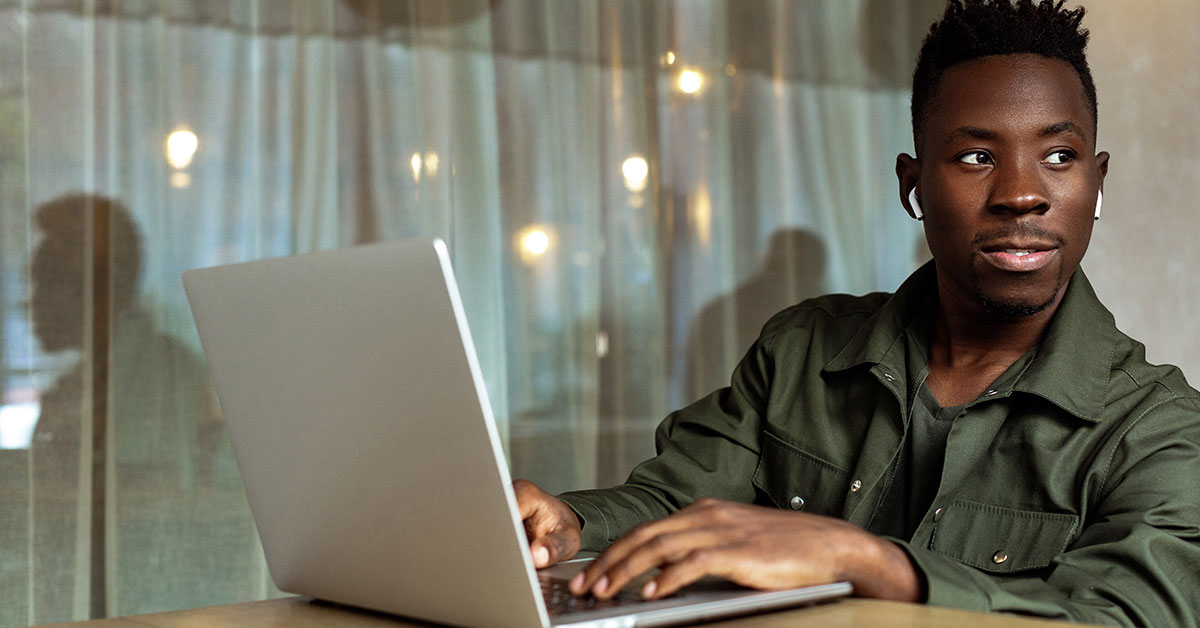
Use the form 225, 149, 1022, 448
0, 0, 934, 622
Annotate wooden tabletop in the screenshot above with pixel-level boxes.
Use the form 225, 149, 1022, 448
37, 596, 1103, 628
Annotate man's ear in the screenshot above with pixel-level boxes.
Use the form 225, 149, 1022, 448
896, 153, 922, 220
1096, 151, 1110, 190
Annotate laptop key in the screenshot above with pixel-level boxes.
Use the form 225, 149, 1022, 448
539, 574, 642, 616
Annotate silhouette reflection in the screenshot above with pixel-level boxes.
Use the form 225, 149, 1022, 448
28, 194, 251, 622
684, 228, 828, 402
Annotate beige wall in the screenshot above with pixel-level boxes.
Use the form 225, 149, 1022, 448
1083, 1, 1200, 380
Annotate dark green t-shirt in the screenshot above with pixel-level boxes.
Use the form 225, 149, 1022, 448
868, 326, 1034, 540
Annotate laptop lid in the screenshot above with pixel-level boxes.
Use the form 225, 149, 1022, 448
185, 239, 550, 627
183, 238, 850, 628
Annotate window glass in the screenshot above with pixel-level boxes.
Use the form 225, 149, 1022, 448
0, 1, 935, 622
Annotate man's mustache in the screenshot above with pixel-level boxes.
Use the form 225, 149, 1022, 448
971, 222, 1066, 248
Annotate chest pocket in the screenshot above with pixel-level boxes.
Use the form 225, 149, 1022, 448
752, 430, 851, 517
930, 500, 1079, 574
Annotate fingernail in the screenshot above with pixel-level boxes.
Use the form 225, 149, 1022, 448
533, 546, 549, 567
642, 580, 657, 599
593, 575, 609, 595
570, 572, 584, 592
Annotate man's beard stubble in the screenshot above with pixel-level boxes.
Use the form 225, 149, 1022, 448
970, 265, 1065, 319
968, 222, 1068, 319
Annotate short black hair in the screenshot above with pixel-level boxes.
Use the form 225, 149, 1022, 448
911, 0, 1096, 154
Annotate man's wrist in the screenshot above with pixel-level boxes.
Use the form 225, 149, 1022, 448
839, 531, 922, 602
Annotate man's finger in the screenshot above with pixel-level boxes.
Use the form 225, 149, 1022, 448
514, 480, 569, 541
569, 519, 671, 595
570, 501, 734, 596
643, 547, 733, 599
530, 538, 553, 568
594, 528, 721, 599
575, 526, 723, 599
512, 479, 581, 568
530, 528, 579, 568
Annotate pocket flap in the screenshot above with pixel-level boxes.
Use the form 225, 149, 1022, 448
752, 431, 850, 516
930, 500, 1079, 574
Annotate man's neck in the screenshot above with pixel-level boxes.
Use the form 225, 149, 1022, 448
923, 289, 1062, 408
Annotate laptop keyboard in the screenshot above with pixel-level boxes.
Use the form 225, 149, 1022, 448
540, 574, 642, 616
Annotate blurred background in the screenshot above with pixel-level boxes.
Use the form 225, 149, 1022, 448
0, 0, 1194, 624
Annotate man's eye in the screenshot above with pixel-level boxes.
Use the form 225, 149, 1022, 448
1044, 150, 1075, 165
957, 151, 992, 165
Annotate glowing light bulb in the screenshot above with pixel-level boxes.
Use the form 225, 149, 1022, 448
622, 155, 649, 192
665, 51, 676, 65
678, 69, 704, 94
522, 229, 549, 256
165, 128, 198, 169
516, 224, 556, 265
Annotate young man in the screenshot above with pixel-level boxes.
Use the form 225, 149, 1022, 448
516, 2, 1200, 626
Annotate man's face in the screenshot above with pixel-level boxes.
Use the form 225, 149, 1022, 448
909, 54, 1108, 319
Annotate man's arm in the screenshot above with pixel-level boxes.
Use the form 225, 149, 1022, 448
518, 304, 1200, 625
516, 304, 922, 601
516, 479, 923, 602
523, 397, 1199, 626
564, 498, 921, 601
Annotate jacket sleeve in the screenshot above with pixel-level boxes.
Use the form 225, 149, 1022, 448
558, 330, 777, 550
897, 397, 1200, 628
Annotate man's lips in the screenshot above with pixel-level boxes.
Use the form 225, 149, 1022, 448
979, 242, 1059, 272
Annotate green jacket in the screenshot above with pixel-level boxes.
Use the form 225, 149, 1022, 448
560, 264, 1200, 627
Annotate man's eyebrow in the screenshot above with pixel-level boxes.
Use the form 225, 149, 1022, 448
942, 126, 997, 144
1039, 120, 1088, 139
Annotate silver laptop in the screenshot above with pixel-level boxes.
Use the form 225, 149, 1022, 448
182, 238, 850, 628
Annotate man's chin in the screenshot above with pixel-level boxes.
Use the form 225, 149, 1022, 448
974, 290, 1059, 320
967, 262, 1069, 321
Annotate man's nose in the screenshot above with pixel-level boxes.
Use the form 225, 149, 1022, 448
989, 161, 1050, 215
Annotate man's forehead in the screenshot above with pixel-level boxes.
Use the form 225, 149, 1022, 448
925, 53, 1095, 144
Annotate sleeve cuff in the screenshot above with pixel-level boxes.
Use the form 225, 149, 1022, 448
888, 538, 993, 612
558, 491, 615, 551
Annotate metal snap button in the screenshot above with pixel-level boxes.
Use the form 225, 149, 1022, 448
984, 389, 998, 396
789, 496, 805, 511
992, 550, 1009, 564
933, 507, 943, 522
849, 480, 862, 492
883, 373, 896, 382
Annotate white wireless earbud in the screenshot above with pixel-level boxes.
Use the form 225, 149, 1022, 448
1094, 189, 1103, 221
906, 187, 924, 220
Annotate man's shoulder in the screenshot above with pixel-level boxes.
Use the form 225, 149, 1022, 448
1038, 269, 1200, 425
1107, 330, 1200, 411
758, 291, 893, 349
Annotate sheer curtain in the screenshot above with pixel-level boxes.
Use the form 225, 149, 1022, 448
0, 0, 936, 623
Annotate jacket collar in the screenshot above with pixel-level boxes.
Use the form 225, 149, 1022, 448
1009, 269, 1116, 422
823, 262, 1116, 423
823, 262, 936, 374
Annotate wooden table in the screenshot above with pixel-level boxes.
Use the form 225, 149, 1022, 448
38, 596, 1104, 627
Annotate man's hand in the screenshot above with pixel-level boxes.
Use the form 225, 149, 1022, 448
513, 479, 582, 568
567, 498, 921, 602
